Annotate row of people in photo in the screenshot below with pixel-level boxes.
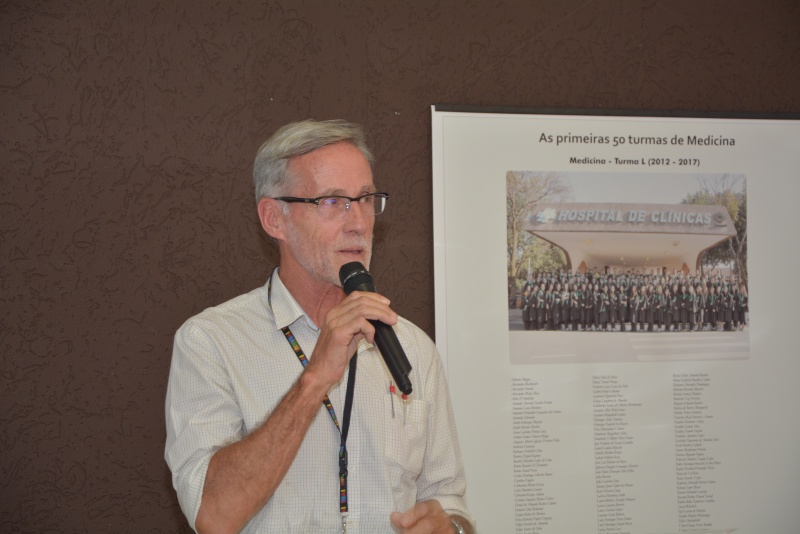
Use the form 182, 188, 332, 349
519, 277, 748, 332
522, 269, 742, 298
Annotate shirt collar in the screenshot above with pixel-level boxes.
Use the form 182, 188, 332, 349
268, 268, 375, 355
268, 268, 320, 332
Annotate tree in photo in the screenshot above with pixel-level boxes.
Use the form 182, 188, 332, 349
506, 170, 571, 290
682, 174, 748, 288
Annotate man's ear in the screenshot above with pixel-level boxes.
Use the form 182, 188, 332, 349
257, 197, 286, 240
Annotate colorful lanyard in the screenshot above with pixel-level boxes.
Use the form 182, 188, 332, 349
280, 326, 357, 514
269, 272, 357, 531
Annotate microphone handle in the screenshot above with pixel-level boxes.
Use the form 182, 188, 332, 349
369, 319, 413, 395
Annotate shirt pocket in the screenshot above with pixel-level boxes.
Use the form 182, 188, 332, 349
383, 394, 429, 505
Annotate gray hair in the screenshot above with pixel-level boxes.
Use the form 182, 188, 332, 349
253, 119, 374, 202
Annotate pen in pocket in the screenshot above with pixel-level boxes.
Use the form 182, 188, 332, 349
389, 381, 395, 418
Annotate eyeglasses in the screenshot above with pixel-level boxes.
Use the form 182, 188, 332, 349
272, 192, 388, 219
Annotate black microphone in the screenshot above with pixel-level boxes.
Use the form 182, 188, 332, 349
339, 261, 413, 395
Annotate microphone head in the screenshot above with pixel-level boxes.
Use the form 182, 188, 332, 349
339, 261, 376, 295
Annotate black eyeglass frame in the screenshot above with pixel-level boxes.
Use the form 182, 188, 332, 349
272, 192, 389, 216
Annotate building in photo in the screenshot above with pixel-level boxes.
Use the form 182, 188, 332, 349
527, 202, 736, 274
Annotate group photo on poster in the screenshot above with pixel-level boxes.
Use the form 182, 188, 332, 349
505, 171, 750, 364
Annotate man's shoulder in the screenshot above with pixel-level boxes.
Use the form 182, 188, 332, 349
393, 316, 439, 361
394, 315, 431, 340
177, 284, 270, 335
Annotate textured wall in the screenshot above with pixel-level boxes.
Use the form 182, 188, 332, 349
2, 0, 798, 531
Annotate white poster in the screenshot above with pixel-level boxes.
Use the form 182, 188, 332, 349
432, 108, 800, 534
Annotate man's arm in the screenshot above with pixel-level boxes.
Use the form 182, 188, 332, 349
176, 291, 398, 534
194, 367, 332, 533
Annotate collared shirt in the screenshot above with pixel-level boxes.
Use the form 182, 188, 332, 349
165, 270, 471, 533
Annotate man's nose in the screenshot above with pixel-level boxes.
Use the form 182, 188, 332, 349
343, 200, 369, 231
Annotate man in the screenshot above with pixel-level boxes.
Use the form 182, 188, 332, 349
165, 120, 473, 534
522, 286, 534, 330
569, 282, 581, 331
607, 284, 618, 332
629, 286, 640, 332
535, 282, 546, 331
616, 284, 627, 332
552, 282, 563, 330
720, 284, 734, 331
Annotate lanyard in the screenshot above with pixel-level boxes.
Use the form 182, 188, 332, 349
269, 271, 358, 531
280, 327, 357, 516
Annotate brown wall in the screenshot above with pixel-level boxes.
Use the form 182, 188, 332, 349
2, 1, 798, 531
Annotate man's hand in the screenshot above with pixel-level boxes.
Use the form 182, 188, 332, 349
305, 290, 397, 392
390, 500, 472, 533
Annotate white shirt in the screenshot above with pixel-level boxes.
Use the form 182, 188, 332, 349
165, 270, 471, 533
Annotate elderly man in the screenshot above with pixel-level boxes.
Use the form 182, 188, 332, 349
165, 119, 473, 534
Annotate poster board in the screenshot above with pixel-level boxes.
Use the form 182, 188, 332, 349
432, 106, 800, 533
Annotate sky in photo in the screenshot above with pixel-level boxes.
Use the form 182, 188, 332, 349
561, 172, 746, 204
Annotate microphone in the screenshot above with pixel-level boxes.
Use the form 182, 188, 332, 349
339, 262, 413, 395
